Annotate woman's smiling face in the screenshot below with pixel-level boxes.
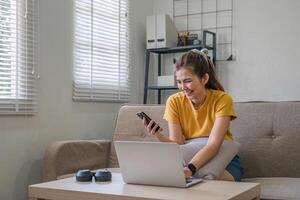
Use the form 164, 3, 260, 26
175, 67, 208, 103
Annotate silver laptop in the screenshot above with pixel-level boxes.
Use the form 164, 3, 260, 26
114, 141, 203, 188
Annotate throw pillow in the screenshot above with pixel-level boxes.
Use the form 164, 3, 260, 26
180, 138, 240, 180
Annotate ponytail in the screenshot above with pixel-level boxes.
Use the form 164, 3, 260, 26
206, 57, 224, 91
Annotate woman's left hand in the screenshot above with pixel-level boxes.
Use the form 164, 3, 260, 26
183, 167, 192, 178
144, 119, 163, 136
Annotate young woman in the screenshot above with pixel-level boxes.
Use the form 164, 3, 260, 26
142, 49, 243, 181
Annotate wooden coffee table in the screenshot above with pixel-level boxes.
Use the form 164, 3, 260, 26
29, 172, 260, 200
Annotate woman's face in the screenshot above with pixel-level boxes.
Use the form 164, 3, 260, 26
175, 68, 208, 103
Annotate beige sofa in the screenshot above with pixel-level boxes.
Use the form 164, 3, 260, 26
43, 102, 300, 200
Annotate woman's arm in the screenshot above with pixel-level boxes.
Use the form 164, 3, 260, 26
184, 116, 231, 177
168, 121, 185, 145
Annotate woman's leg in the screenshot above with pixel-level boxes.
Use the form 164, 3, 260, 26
219, 170, 235, 181
220, 155, 243, 181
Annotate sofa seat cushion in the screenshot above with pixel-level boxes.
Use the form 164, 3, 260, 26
243, 177, 300, 200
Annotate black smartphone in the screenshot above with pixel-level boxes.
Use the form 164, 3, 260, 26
136, 111, 160, 132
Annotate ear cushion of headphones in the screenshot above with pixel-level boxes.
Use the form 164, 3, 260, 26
94, 170, 112, 182
76, 169, 93, 182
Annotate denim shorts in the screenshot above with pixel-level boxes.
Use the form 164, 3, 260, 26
225, 155, 244, 181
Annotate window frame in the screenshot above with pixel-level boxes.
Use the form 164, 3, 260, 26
0, 0, 38, 115
72, 0, 131, 103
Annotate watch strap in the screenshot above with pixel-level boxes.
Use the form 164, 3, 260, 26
187, 163, 197, 176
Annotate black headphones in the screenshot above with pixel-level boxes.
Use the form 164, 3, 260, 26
76, 169, 112, 182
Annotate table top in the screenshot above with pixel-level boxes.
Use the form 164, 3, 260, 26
29, 172, 260, 200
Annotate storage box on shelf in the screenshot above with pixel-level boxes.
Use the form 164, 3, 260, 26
146, 14, 177, 49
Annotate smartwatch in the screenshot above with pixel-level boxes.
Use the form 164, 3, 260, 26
187, 163, 197, 176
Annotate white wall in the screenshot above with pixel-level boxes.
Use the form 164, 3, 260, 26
222, 0, 300, 101
0, 0, 153, 200
130, 1, 154, 103
152, 0, 300, 102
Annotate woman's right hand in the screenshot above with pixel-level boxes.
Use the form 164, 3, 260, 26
143, 118, 163, 136
183, 167, 192, 178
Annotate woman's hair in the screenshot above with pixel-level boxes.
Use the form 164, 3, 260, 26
174, 49, 224, 91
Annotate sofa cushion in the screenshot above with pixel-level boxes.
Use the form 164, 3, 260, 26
243, 177, 300, 200
232, 102, 300, 178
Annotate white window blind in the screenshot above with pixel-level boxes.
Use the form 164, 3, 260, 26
0, 0, 38, 114
73, 0, 130, 102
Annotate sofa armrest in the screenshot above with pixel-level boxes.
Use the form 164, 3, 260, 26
43, 140, 111, 182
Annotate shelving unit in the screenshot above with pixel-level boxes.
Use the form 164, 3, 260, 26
143, 30, 216, 104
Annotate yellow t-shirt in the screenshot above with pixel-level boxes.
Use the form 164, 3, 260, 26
163, 89, 236, 140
